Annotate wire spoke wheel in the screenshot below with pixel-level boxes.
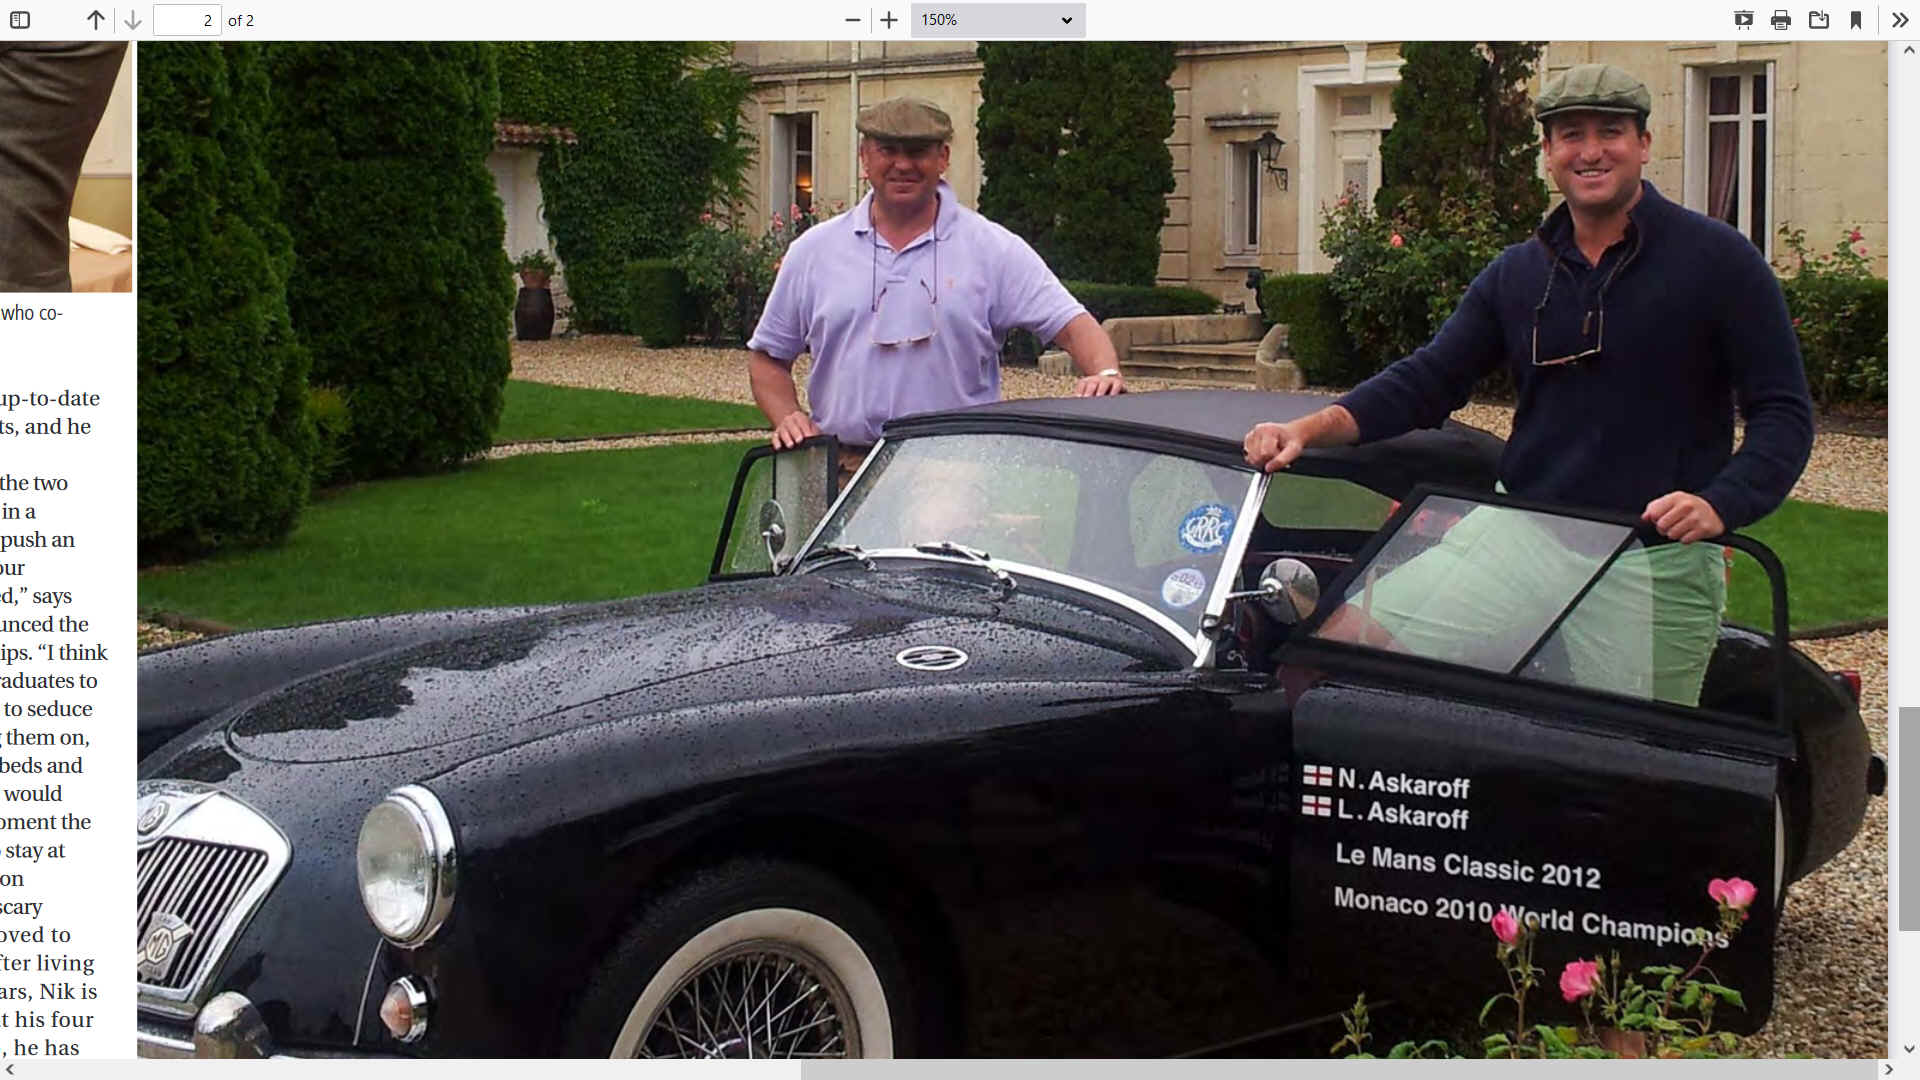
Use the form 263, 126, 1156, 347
639, 940, 859, 1059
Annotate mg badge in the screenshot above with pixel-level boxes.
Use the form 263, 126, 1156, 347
137, 914, 195, 981
137, 800, 168, 836
895, 645, 968, 672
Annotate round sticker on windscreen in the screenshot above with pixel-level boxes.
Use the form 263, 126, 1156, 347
1161, 568, 1208, 609
1178, 503, 1236, 553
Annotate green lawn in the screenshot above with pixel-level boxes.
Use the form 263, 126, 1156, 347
494, 380, 764, 443
140, 442, 759, 629
1726, 499, 1886, 631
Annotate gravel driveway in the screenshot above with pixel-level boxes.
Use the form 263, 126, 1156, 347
138, 336, 1890, 1057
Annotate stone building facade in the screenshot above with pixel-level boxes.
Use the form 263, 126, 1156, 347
735, 41, 1888, 307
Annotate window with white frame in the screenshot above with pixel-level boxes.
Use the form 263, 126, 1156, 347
1226, 140, 1262, 256
1686, 65, 1772, 256
769, 113, 816, 219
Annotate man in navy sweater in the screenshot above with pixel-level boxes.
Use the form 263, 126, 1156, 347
1243, 64, 1813, 705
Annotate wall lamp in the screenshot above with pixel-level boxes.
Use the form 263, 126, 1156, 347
1254, 130, 1289, 192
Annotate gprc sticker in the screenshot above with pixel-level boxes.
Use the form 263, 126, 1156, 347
1161, 568, 1208, 609
1178, 503, 1235, 553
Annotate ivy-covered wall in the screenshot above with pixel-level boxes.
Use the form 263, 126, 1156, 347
266, 43, 514, 480
138, 43, 315, 558
495, 44, 754, 331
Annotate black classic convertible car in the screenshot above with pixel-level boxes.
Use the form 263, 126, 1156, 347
136, 390, 1879, 1058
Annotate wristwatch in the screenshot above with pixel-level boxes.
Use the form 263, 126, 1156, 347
1095, 368, 1121, 378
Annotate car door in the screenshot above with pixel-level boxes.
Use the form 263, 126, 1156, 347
709, 436, 840, 580
1271, 486, 1793, 1028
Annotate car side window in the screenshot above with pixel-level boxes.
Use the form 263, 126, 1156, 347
1260, 473, 1397, 533
1527, 539, 1728, 706
1308, 494, 1726, 708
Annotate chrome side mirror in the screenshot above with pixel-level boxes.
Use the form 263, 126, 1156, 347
1224, 557, 1320, 624
758, 500, 788, 565
1260, 557, 1320, 624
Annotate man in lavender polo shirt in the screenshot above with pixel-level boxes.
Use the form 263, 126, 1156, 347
748, 97, 1125, 477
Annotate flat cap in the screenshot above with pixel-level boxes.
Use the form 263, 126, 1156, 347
857, 97, 953, 142
1534, 64, 1652, 121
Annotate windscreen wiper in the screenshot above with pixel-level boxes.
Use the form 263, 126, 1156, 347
795, 543, 876, 571
913, 540, 1016, 595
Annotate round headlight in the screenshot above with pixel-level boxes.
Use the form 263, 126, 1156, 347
356, 785, 456, 947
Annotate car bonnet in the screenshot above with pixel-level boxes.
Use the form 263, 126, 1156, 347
217, 571, 1175, 765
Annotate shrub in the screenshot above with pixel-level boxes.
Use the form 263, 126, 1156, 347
1321, 188, 1509, 389
676, 203, 835, 345
627, 259, 690, 347
265, 43, 514, 480
1260, 273, 1360, 386
512, 249, 557, 276
306, 385, 353, 489
1775, 226, 1888, 408
138, 43, 315, 559
1065, 281, 1219, 321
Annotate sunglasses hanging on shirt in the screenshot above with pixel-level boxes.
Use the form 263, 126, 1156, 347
870, 228, 939, 347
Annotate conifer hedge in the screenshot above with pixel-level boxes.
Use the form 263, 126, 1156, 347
266, 43, 513, 480
978, 44, 1176, 287
138, 43, 315, 558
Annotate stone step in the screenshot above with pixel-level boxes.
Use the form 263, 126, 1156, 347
1120, 359, 1259, 387
1128, 341, 1262, 362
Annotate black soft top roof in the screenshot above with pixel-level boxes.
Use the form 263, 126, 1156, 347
881, 389, 1504, 499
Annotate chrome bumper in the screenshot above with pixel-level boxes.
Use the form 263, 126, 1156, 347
135, 1019, 194, 1059
138, 992, 395, 1059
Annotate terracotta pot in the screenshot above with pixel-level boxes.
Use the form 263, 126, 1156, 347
514, 286, 554, 341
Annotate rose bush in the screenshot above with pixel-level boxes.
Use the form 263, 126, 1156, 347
1775, 224, 1888, 408
674, 200, 844, 344
1339, 877, 1757, 1059
1320, 188, 1510, 391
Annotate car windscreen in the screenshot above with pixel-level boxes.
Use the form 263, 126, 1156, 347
1307, 493, 1728, 707
807, 433, 1256, 636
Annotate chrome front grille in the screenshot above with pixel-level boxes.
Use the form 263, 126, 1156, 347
136, 838, 269, 990
135, 781, 291, 1018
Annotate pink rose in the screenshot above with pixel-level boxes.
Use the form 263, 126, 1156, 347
1849, 229, 1863, 242
1857, 245, 1868, 256
1708, 877, 1757, 911
1390, 233, 1404, 248
1490, 910, 1519, 944
773, 213, 785, 229
699, 212, 713, 224
1559, 959, 1600, 1003
1793, 317, 1802, 327
790, 203, 802, 220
